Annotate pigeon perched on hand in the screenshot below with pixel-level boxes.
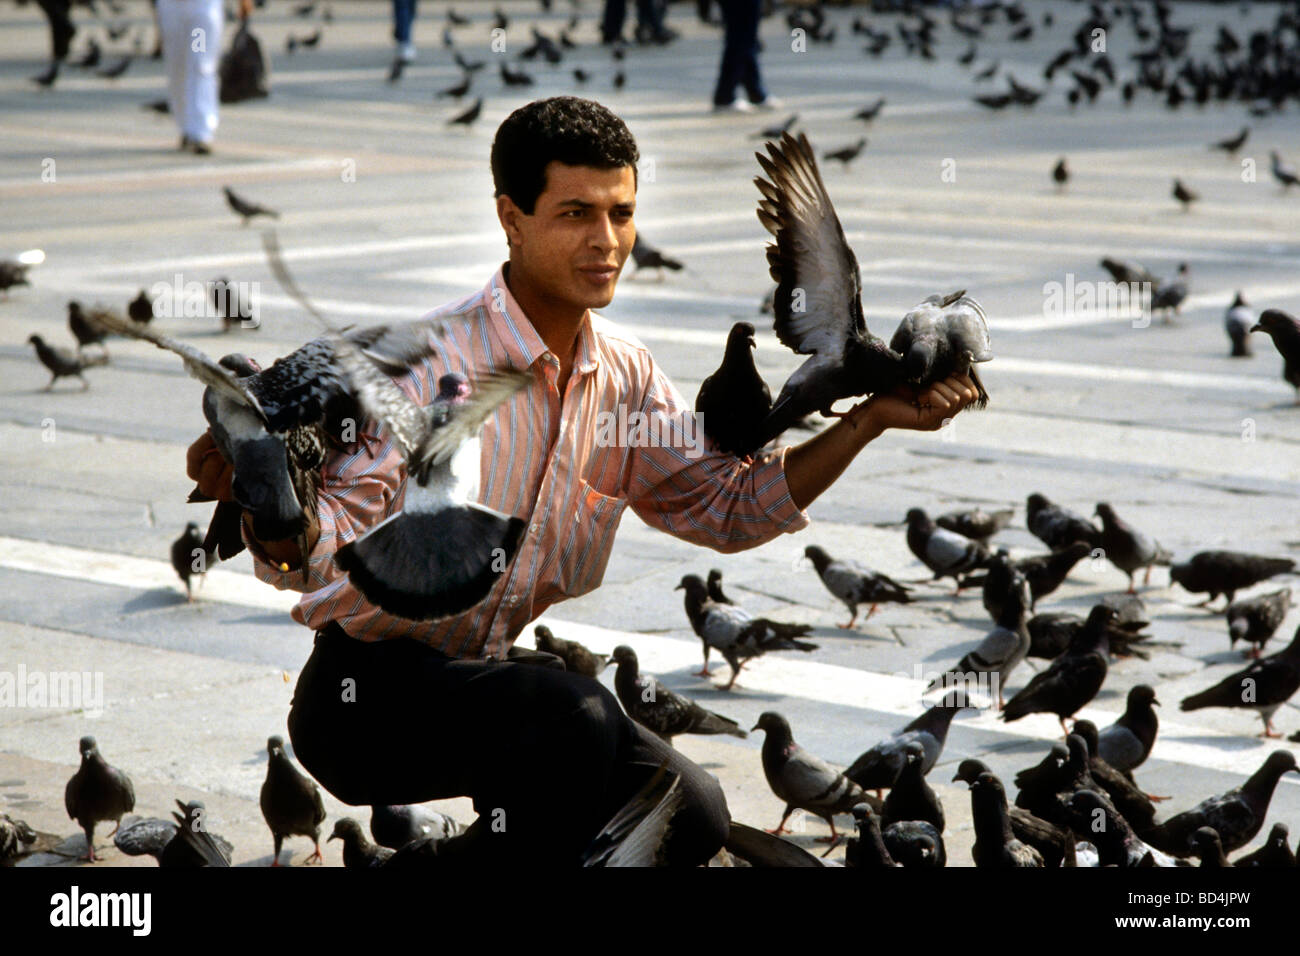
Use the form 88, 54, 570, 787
695, 322, 771, 459
27, 334, 106, 390
905, 507, 989, 589
533, 624, 609, 677
888, 290, 993, 408
1094, 502, 1171, 592
330, 818, 395, 868
1002, 605, 1113, 733
260, 735, 327, 866
1180, 624, 1300, 737
752, 711, 877, 842
752, 132, 907, 444
1226, 589, 1291, 658
1143, 751, 1300, 857
223, 185, 279, 225
64, 736, 135, 862
1251, 309, 1300, 402
608, 645, 746, 744
803, 544, 911, 628
1026, 493, 1100, 550
1169, 550, 1294, 607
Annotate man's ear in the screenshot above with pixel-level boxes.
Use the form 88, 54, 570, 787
497, 194, 526, 250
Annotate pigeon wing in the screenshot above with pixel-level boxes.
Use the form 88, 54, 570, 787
418, 370, 534, 469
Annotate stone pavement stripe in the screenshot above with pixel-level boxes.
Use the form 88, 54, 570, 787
2, 533, 1293, 783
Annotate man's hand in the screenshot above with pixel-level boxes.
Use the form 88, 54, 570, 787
850, 373, 981, 434
186, 431, 234, 502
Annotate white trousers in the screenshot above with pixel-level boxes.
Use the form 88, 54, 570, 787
157, 0, 223, 144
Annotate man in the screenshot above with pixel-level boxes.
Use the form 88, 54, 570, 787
187, 97, 978, 866
158, 0, 248, 154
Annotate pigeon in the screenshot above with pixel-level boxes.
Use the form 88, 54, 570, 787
974, 60, 999, 80
853, 97, 885, 122
803, 544, 911, 628
147, 801, 233, 867
706, 569, 733, 605
1003, 543, 1092, 610
1233, 823, 1294, 867
68, 301, 109, 354
260, 735, 327, 866
629, 234, 683, 276
843, 803, 898, 867
1169, 551, 1295, 607
952, 760, 1070, 866
170, 521, 213, 600
207, 277, 254, 331
612, 70, 625, 90
1224, 292, 1253, 357
1251, 309, 1300, 401
1172, 178, 1198, 209
27, 334, 106, 391
572, 68, 589, 83
0, 815, 36, 864
437, 73, 472, 98
1026, 493, 1100, 550
752, 114, 799, 141
675, 574, 816, 688
127, 289, 155, 324
608, 645, 746, 744
1150, 263, 1189, 321
1270, 151, 1300, 189
881, 820, 945, 867
973, 93, 1014, 110
823, 138, 867, 168
1071, 720, 1157, 831
752, 712, 876, 842
1064, 790, 1182, 867
1026, 600, 1153, 661
1190, 826, 1230, 867
752, 132, 907, 443
887, 290, 992, 407
113, 816, 175, 861
935, 507, 1012, 543
222, 185, 279, 225
927, 569, 1031, 708
1010, 740, 1076, 827
1094, 503, 1171, 592
1226, 589, 1291, 658
532, 624, 608, 677
0, 249, 42, 295
447, 97, 484, 128
844, 695, 968, 794
454, 51, 485, 73
881, 743, 944, 833
1097, 684, 1160, 775
1052, 157, 1069, 189
582, 765, 684, 867
905, 507, 989, 588
722, 820, 826, 867
330, 819, 394, 867
696, 325, 772, 460
369, 804, 459, 849
969, 772, 1042, 867
1210, 126, 1249, 154
1002, 605, 1113, 733
500, 62, 534, 86
1144, 751, 1300, 857
1180, 624, 1300, 737
1099, 258, 1157, 287
64, 736, 135, 862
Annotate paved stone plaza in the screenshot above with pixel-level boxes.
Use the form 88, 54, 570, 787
1, 0, 1299, 866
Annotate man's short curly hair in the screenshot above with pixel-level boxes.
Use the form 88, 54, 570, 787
491, 97, 640, 214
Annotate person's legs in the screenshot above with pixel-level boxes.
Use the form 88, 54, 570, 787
735, 0, 768, 104
392, 0, 415, 45
601, 0, 628, 43
155, 0, 189, 142
35, 0, 75, 62
712, 0, 745, 106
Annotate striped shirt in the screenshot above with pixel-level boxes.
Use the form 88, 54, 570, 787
245, 266, 810, 659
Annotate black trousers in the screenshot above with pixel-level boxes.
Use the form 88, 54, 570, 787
36, 0, 75, 61
287, 624, 730, 866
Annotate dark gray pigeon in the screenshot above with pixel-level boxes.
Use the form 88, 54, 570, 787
609, 645, 746, 745
1094, 502, 1172, 592
582, 765, 683, 867
927, 570, 1031, 708
1150, 263, 1189, 321
969, 772, 1042, 867
223, 185, 279, 225
0, 814, 37, 864
905, 507, 989, 588
844, 695, 968, 794
1071, 719, 1158, 831
752, 132, 906, 444
1270, 150, 1300, 189
369, 804, 459, 849
881, 743, 944, 833
1002, 605, 1113, 733
162, 800, 232, 867
1026, 493, 1100, 550
28, 334, 106, 390
1180, 624, 1300, 737
881, 820, 945, 867
887, 290, 992, 407
64, 736, 135, 862
68, 301, 109, 353
1191, 827, 1230, 867
630, 234, 683, 277
1169, 550, 1295, 607
532, 625, 609, 678
1226, 588, 1291, 658
1064, 790, 1183, 867
1144, 751, 1300, 857
1252, 309, 1300, 401
706, 569, 733, 605
752, 711, 876, 842
952, 759, 1070, 866
170, 521, 212, 600
803, 544, 911, 628
695, 322, 771, 459
1233, 823, 1294, 867
114, 810, 234, 866
1027, 600, 1153, 661
260, 735, 327, 866
1225, 292, 1253, 357
936, 506, 1012, 542
843, 803, 898, 867
1097, 684, 1160, 775
330, 818, 395, 867
1100, 258, 1157, 287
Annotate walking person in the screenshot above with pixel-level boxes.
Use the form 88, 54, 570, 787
157, 0, 249, 154
711, 0, 774, 112
392, 0, 417, 63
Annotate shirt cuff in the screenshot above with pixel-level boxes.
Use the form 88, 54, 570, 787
755, 444, 811, 534
244, 507, 337, 592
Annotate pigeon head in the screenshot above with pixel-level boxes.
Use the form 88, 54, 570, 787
952, 758, 991, 786
726, 322, 757, 352
329, 818, 363, 843
436, 373, 471, 402
902, 741, 925, 765
27, 334, 44, 347
610, 645, 638, 669
78, 736, 98, 758
1127, 684, 1159, 710
904, 507, 929, 527
750, 711, 792, 736
218, 353, 261, 377
1093, 502, 1116, 524
675, 574, 708, 598
266, 735, 285, 756
1026, 493, 1049, 516
1263, 749, 1300, 777
534, 624, 554, 647
1191, 826, 1222, 854
1072, 719, 1100, 756
850, 802, 878, 825
802, 545, 832, 571
970, 770, 1005, 800
1230, 291, 1246, 309
707, 569, 724, 586
1252, 309, 1299, 337
1064, 734, 1090, 771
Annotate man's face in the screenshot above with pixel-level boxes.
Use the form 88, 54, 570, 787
498, 161, 636, 314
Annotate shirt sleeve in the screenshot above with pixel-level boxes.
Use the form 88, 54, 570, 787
622, 354, 810, 554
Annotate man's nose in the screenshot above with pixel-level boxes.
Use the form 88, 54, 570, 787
589, 214, 618, 252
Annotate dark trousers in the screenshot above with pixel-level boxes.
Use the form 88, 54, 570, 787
287, 624, 729, 866
602, 0, 665, 42
712, 0, 766, 106
36, 0, 75, 61
391, 0, 416, 44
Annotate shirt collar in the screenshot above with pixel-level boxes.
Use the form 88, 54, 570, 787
485, 265, 601, 378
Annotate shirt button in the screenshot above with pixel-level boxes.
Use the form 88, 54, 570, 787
505, 595, 519, 607
529, 523, 540, 536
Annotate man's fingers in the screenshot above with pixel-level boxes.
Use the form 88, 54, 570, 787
926, 381, 960, 407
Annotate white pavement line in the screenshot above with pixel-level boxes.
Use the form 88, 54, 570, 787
0, 534, 1287, 780
0, 536, 297, 614
0, 156, 347, 191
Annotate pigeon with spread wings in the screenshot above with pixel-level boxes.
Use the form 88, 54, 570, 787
753, 132, 906, 445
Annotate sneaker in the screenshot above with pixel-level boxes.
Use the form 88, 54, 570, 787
189, 140, 212, 155
713, 100, 754, 113
751, 96, 782, 111
398, 42, 416, 63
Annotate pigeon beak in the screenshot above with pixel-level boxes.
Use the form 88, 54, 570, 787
674, 583, 683, 591
1152, 698, 1161, 707
940, 289, 966, 307
750, 722, 761, 732
1249, 323, 1263, 333
328, 833, 339, 842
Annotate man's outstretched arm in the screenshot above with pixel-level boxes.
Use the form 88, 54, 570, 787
783, 373, 981, 511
